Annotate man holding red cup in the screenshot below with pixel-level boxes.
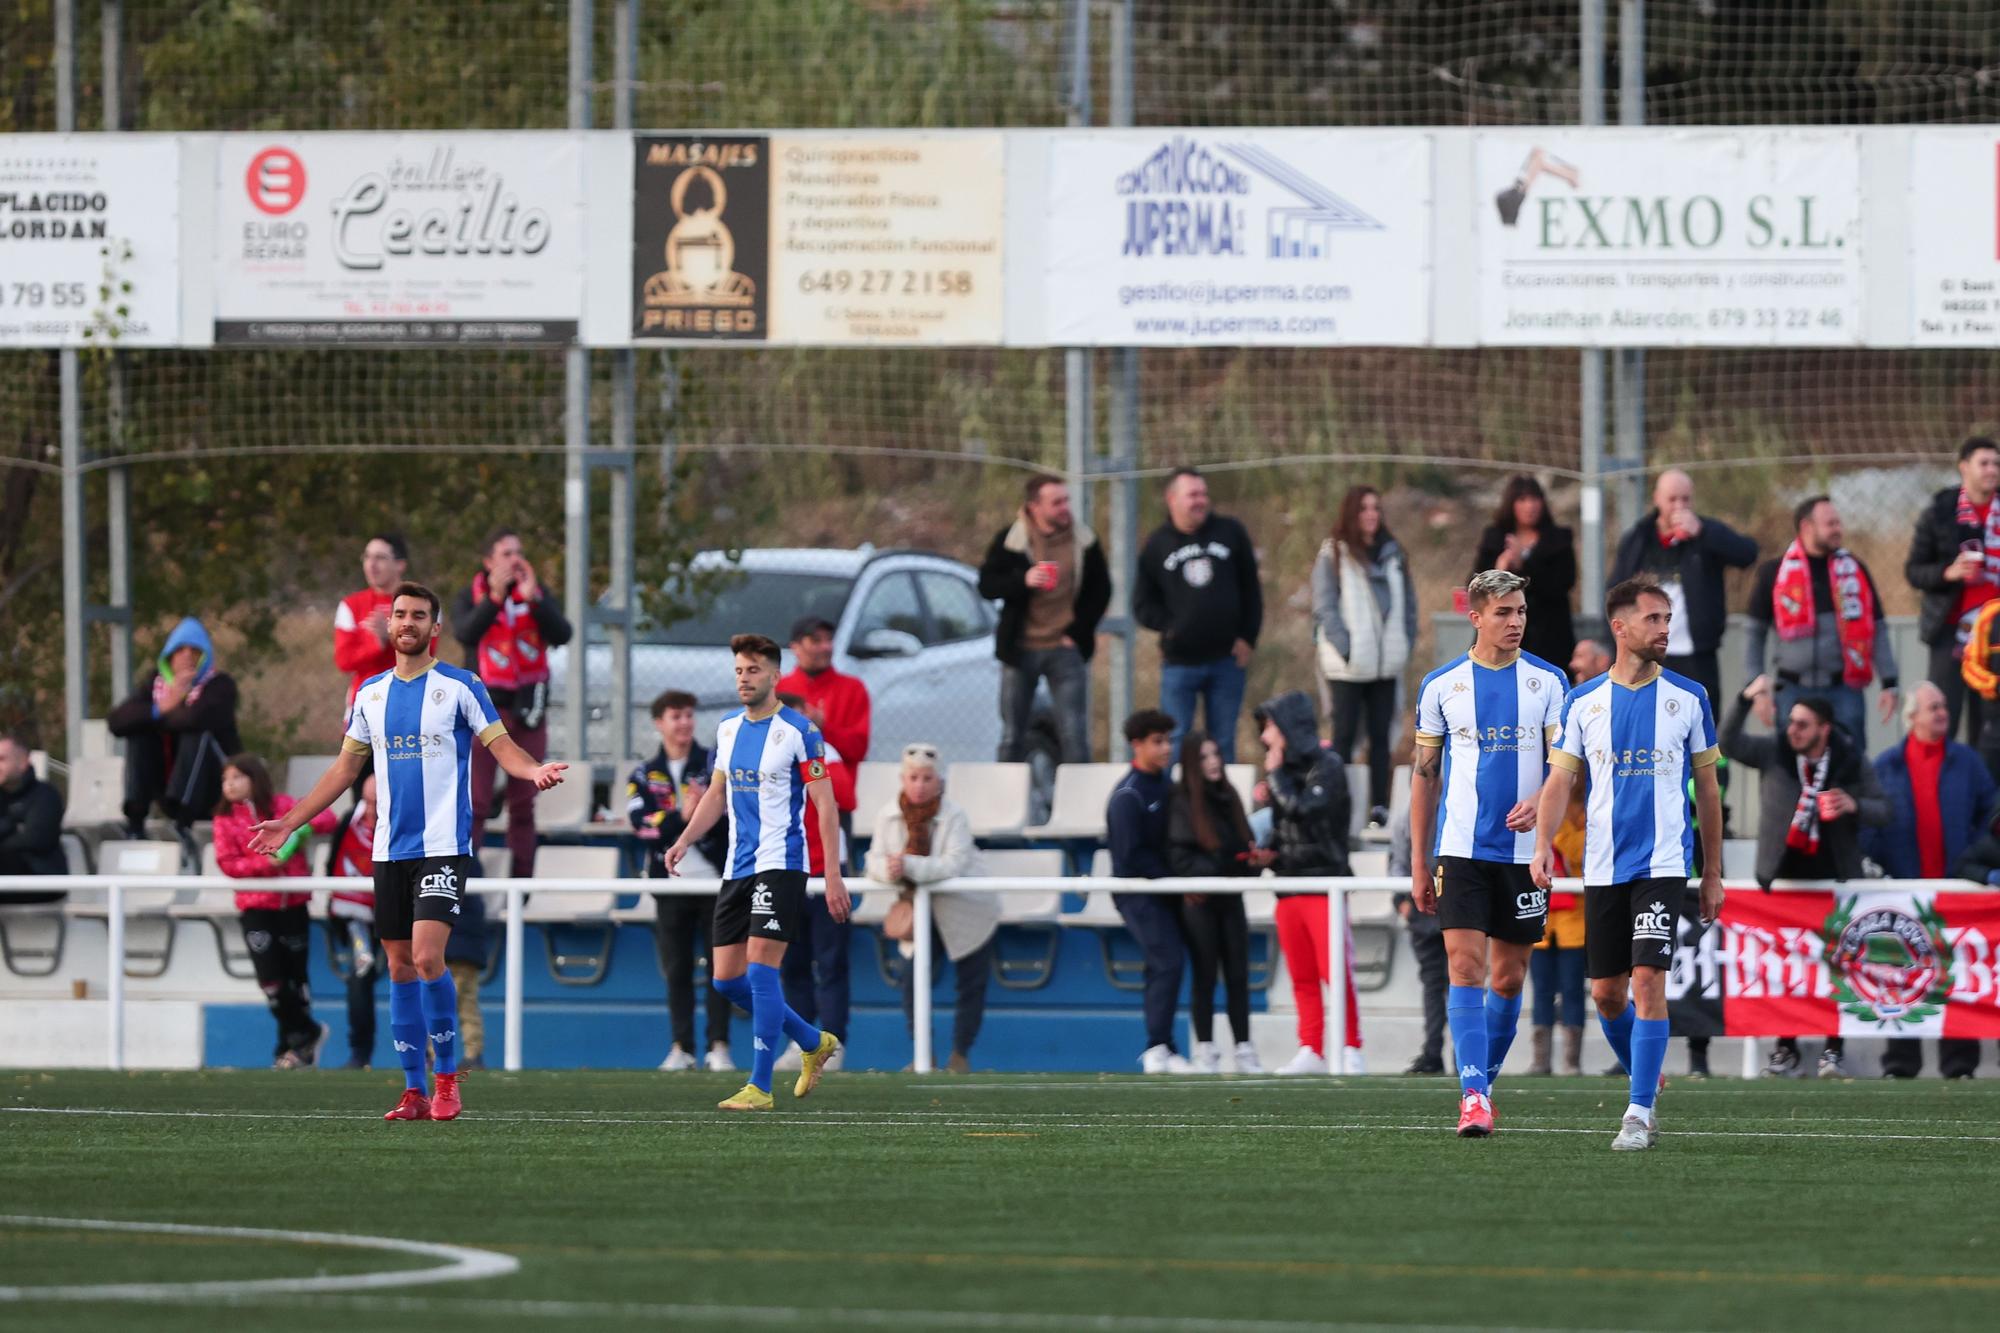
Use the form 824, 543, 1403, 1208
1720, 679, 1890, 1078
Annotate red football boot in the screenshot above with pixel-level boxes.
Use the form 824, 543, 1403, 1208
1455, 1091, 1494, 1138
384, 1088, 431, 1121
430, 1072, 462, 1122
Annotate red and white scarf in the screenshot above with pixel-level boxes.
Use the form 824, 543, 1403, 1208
471, 572, 549, 690
1771, 539, 1876, 689
1785, 749, 1831, 856
1953, 487, 2000, 651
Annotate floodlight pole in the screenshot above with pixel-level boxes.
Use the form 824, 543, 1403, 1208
563, 0, 593, 765
1104, 0, 1137, 748
56, 0, 86, 764
104, 0, 133, 710
1577, 0, 1606, 629
1613, 0, 1648, 541
605, 0, 639, 766
1062, 0, 1094, 540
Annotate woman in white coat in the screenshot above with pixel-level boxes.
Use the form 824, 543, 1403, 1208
864, 743, 999, 1073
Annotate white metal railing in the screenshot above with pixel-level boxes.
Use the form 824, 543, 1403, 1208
0, 875, 1975, 1075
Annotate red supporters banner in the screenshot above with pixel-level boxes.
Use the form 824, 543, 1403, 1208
1714, 889, 2000, 1039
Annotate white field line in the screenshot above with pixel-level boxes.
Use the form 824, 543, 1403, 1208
0, 1215, 517, 1302
5, 1104, 1999, 1143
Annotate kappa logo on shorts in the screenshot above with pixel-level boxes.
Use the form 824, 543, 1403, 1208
1633, 900, 1674, 941
417, 866, 461, 899
1515, 887, 1548, 920
750, 881, 774, 913
764, 918, 783, 931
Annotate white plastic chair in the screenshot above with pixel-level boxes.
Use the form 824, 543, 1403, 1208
1021, 765, 1125, 840
944, 762, 1032, 839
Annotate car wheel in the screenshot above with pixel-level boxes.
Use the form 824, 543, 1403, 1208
1024, 720, 1061, 827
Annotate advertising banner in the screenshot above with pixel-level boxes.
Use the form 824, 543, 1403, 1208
766, 135, 1004, 345
1475, 130, 1863, 346
213, 133, 583, 344
1910, 131, 2000, 346
1037, 131, 1432, 346
1666, 887, 2000, 1039
0, 137, 180, 347
632, 135, 770, 341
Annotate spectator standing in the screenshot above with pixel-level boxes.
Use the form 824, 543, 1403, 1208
1133, 469, 1262, 761
451, 528, 573, 880
324, 772, 381, 1070
629, 689, 733, 1073
1609, 468, 1759, 705
107, 617, 241, 840
1905, 436, 2000, 745
1863, 682, 1997, 1079
1255, 690, 1362, 1075
1472, 475, 1578, 670
212, 754, 335, 1068
444, 893, 488, 1071
775, 615, 871, 1065
0, 735, 66, 899
1388, 795, 1446, 1075
1313, 485, 1418, 828
1743, 495, 1898, 749
864, 743, 997, 1073
1723, 683, 1889, 1078
977, 474, 1111, 767
1528, 639, 1612, 1077
1106, 708, 1190, 1073
333, 533, 409, 715
1168, 730, 1269, 1074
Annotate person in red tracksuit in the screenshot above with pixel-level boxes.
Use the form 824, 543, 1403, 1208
333, 533, 409, 716
213, 754, 337, 1068
774, 614, 870, 1058
450, 528, 573, 880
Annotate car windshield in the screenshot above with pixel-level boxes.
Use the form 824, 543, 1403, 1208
631, 571, 856, 646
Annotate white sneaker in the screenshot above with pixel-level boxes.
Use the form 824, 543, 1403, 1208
1276, 1046, 1328, 1076
658, 1044, 696, 1072
1190, 1041, 1222, 1074
704, 1044, 736, 1073
1610, 1112, 1658, 1151
1233, 1041, 1263, 1074
1140, 1044, 1194, 1074
774, 1045, 805, 1072
1340, 1047, 1367, 1075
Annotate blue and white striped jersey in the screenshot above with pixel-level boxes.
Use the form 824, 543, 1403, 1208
1549, 667, 1720, 886
714, 705, 827, 877
1414, 651, 1568, 864
342, 661, 505, 862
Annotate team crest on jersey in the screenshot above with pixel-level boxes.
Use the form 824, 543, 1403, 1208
1526, 676, 1541, 691
1665, 698, 1680, 715
432, 688, 445, 704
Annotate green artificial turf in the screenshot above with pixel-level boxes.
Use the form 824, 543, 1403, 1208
3, 1069, 1997, 1331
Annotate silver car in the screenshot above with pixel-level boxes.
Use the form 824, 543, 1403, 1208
547, 547, 1051, 779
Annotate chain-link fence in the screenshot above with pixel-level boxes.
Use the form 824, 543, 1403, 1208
6, 1, 2000, 777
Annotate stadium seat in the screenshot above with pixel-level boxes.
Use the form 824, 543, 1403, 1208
476, 847, 512, 880
983, 848, 1064, 990
849, 877, 904, 987
853, 761, 902, 829
60, 831, 91, 875
168, 888, 257, 979
944, 762, 1032, 839
282, 754, 339, 799
1226, 764, 1258, 813
80, 718, 112, 759
1020, 764, 1124, 840
65, 840, 190, 977
521, 845, 622, 985
60, 756, 126, 831
0, 900, 67, 978
533, 762, 595, 831
1722, 838, 1757, 880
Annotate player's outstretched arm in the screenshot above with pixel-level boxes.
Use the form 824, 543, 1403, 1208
1407, 742, 1441, 912
807, 778, 850, 923
490, 734, 567, 790
1528, 767, 1574, 889
666, 778, 728, 874
247, 748, 365, 856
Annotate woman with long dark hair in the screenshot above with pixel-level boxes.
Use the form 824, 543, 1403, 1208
212, 753, 336, 1067
1311, 485, 1418, 827
1168, 730, 1269, 1072
1472, 475, 1577, 668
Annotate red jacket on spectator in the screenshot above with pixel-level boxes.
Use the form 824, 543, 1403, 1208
328, 804, 376, 919
800, 744, 851, 875
334, 588, 397, 709
214, 794, 335, 911
775, 665, 869, 812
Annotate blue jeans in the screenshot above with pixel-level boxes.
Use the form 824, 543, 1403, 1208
1529, 945, 1588, 1028
1160, 657, 1248, 763
1771, 678, 1867, 751
1000, 646, 1089, 764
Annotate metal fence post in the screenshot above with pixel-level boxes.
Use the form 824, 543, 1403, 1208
1104, 0, 1138, 745
104, 0, 133, 707
605, 0, 640, 768
1577, 0, 1607, 623
504, 887, 525, 1071
912, 885, 935, 1073
562, 0, 594, 763
106, 883, 126, 1070
1613, 0, 1648, 537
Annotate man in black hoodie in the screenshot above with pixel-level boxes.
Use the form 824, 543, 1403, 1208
0, 735, 65, 902
1133, 469, 1262, 762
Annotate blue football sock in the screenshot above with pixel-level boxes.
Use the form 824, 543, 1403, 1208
746, 963, 786, 1093
389, 979, 426, 1091
1484, 990, 1524, 1085
421, 972, 459, 1076
1447, 985, 1489, 1096
713, 973, 752, 1011
1630, 1017, 1670, 1110
1599, 1004, 1636, 1074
